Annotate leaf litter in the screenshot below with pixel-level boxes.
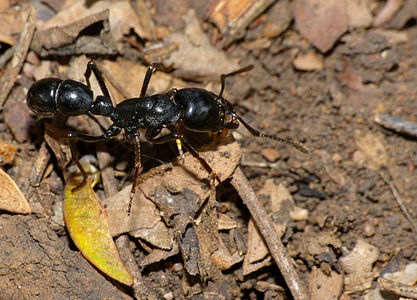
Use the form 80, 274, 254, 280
2, 0, 417, 299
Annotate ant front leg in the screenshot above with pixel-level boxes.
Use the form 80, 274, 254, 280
140, 65, 157, 97
140, 63, 174, 97
145, 127, 221, 183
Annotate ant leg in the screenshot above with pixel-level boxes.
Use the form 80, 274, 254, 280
140, 63, 175, 97
219, 65, 254, 98
140, 65, 157, 97
68, 140, 89, 191
66, 124, 121, 191
165, 88, 178, 98
67, 124, 121, 143
84, 61, 111, 99
145, 128, 221, 183
127, 132, 141, 216
230, 112, 309, 153
181, 138, 221, 183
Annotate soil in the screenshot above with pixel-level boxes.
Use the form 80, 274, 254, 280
1, 1, 417, 299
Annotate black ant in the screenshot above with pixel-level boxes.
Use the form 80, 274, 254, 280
27, 61, 308, 215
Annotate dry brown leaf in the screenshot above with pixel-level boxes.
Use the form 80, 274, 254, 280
243, 219, 272, 275
0, 168, 30, 214
140, 245, 180, 267
3, 90, 33, 143
32, 9, 117, 56
345, 0, 374, 28
0, 6, 27, 45
294, 0, 348, 52
42, 0, 109, 29
101, 185, 161, 238
309, 267, 343, 300
42, 0, 150, 41
243, 180, 310, 275
134, 0, 155, 40
385, 0, 417, 29
245, 217, 269, 264
339, 239, 379, 292
108, 1, 148, 41
163, 9, 239, 80
300, 232, 341, 257
131, 220, 173, 250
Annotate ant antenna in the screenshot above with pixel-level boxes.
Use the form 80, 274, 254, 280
231, 112, 309, 153
219, 65, 254, 98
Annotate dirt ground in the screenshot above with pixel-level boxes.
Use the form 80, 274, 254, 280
1, 0, 417, 299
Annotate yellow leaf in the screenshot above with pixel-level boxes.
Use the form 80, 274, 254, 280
63, 171, 133, 286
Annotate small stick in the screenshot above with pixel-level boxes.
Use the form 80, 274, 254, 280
0, 6, 38, 107
374, 113, 417, 138
231, 167, 309, 300
115, 235, 159, 300
378, 277, 417, 298
380, 171, 417, 239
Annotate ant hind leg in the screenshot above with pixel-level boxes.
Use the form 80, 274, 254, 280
127, 132, 142, 216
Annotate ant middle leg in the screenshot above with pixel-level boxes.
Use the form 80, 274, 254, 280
84, 61, 112, 99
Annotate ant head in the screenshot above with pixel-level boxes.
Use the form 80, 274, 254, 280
27, 78, 61, 116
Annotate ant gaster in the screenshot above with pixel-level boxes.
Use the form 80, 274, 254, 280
27, 61, 309, 215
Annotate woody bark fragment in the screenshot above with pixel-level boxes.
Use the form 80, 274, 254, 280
208, 0, 275, 46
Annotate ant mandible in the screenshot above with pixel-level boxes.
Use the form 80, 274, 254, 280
27, 61, 309, 215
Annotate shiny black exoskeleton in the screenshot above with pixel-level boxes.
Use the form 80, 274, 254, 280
27, 61, 308, 214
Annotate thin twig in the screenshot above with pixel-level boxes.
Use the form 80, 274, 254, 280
0, 6, 38, 107
115, 235, 159, 300
378, 277, 417, 298
231, 167, 309, 300
374, 113, 417, 138
380, 171, 417, 239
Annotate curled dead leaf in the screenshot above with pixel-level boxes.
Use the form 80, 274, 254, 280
63, 164, 133, 286
0, 168, 30, 214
